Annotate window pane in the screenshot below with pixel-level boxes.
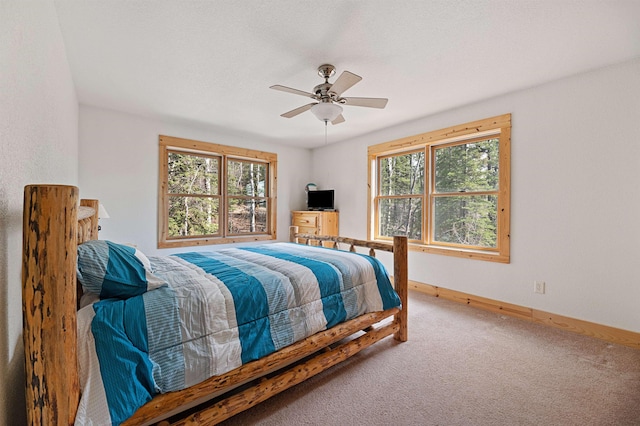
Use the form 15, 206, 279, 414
168, 152, 219, 195
434, 138, 499, 193
228, 198, 267, 234
433, 195, 497, 248
168, 196, 219, 237
378, 198, 422, 240
227, 160, 267, 197
380, 151, 424, 196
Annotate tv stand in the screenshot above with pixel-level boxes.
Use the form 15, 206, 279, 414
291, 210, 339, 246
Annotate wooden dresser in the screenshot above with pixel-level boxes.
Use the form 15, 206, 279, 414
291, 210, 339, 245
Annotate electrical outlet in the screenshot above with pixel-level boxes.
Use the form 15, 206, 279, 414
534, 280, 545, 294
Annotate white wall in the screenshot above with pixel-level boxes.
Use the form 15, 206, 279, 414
78, 105, 313, 255
0, 1, 79, 424
313, 58, 640, 333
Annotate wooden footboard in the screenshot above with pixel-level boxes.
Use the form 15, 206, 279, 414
22, 185, 408, 425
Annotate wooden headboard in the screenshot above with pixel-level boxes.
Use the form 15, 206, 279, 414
22, 184, 98, 425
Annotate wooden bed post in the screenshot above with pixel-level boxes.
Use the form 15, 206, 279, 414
23, 185, 80, 426
80, 199, 99, 240
393, 235, 408, 342
289, 225, 299, 243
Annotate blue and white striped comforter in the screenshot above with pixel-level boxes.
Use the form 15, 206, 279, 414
75, 243, 400, 425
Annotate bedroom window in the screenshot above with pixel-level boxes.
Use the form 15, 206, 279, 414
368, 114, 511, 263
158, 135, 277, 248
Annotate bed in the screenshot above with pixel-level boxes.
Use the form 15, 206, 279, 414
22, 184, 408, 425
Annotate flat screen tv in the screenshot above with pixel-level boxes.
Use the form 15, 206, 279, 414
307, 189, 335, 211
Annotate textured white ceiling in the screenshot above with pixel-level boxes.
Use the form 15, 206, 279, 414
54, 0, 640, 149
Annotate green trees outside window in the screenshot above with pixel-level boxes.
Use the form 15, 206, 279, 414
227, 160, 268, 234
167, 151, 220, 237
378, 150, 424, 240
432, 138, 499, 248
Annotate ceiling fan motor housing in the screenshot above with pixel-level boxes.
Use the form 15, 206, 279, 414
314, 83, 335, 101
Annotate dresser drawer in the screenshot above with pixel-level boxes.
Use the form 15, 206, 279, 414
292, 213, 318, 228
297, 226, 318, 235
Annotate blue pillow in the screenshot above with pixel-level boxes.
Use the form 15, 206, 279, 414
77, 240, 164, 299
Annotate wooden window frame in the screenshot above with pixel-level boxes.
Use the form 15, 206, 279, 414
368, 114, 511, 263
158, 135, 277, 249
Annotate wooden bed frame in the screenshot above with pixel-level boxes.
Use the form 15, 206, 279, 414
22, 184, 408, 425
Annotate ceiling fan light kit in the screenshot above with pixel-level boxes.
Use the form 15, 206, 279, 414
270, 64, 388, 125
310, 102, 343, 122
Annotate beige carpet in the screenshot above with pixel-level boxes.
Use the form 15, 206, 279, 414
219, 291, 640, 426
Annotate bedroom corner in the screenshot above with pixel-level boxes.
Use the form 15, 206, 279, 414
1, 1, 79, 425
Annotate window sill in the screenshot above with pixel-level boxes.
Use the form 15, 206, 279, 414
158, 234, 276, 249
410, 243, 510, 263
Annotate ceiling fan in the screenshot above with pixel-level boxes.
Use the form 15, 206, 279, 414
270, 64, 388, 125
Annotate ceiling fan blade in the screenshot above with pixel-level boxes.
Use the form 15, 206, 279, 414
329, 71, 362, 97
270, 85, 316, 99
342, 97, 388, 109
331, 114, 345, 125
281, 103, 316, 118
